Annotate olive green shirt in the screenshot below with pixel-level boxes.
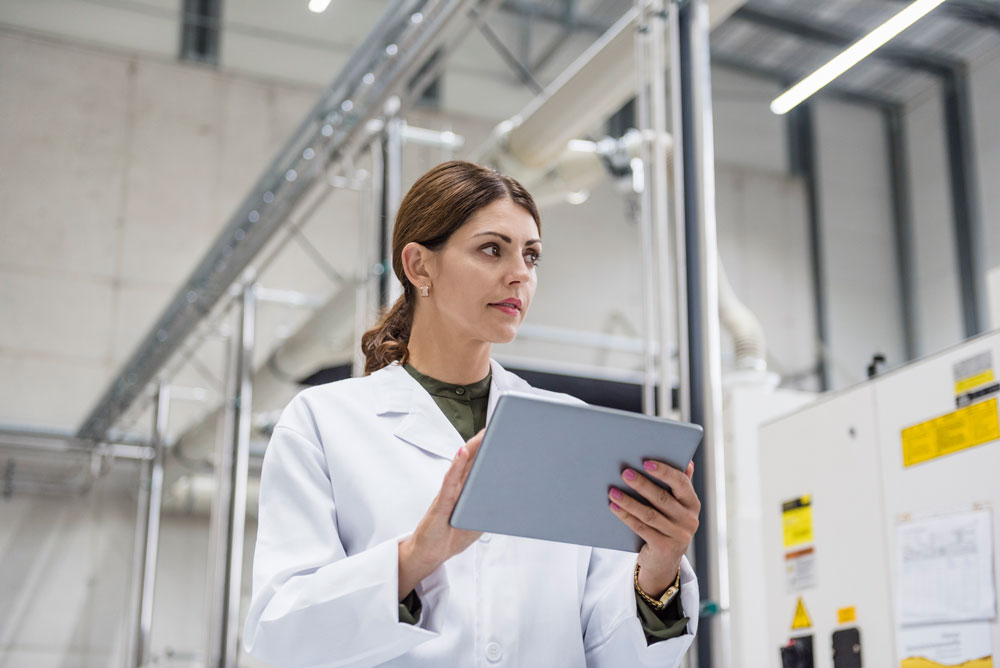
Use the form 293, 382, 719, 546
398, 362, 688, 643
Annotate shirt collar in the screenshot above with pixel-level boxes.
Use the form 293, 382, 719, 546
402, 361, 493, 400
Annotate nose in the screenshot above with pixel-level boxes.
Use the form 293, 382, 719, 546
505, 254, 532, 284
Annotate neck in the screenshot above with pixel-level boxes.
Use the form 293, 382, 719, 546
406, 310, 492, 385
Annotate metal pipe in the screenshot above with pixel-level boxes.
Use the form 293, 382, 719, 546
671, 1, 731, 665
384, 114, 405, 307
223, 284, 256, 667
0, 424, 151, 450
649, 3, 674, 421
125, 383, 169, 667
632, 6, 656, 417
355, 139, 384, 378
398, 124, 465, 149
205, 303, 239, 668
139, 385, 169, 666
0, 432, 152, 460
205, 285, 257, 668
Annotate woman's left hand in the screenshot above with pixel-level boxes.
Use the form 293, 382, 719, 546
608, 460, 701, 596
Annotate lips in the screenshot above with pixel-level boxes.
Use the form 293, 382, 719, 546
490, 298, 522, 311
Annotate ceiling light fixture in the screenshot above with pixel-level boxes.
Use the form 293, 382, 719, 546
770, 0, 948, 115
308, 0, 332, 13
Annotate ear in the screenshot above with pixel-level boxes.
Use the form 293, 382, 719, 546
400, 241, 435, 288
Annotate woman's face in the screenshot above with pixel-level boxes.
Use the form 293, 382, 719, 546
423, 197, 541, 345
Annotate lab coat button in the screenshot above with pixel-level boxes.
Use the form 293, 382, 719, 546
485, 642, 502, 662
478, 533, 491, 543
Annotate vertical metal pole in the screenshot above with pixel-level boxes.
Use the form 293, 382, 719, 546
649, 1, 675, 422
125, 384, 169, 668
943, 67, 985, 338
355, 141, 385, 378
633, 1, 660, 418
226, 284, 256, 667
381, 114, 404, 308
206, 283, 256, 668
671, 1, 730, 666
206, 309, 238, 668
788, 102, 830, 390
885, 107, 918, 360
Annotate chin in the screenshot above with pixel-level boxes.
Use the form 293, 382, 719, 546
484, 324, 520, 345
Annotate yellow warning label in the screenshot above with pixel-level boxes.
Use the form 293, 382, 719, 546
837, 606, 857, 624
900, 657, 993, 668
782, 496, 814, 548
791, 596, 812, 630
901, 398, 1000, 467
956, 369, 995, 395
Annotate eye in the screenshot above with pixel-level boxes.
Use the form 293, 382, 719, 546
480, 243, 500, 257
526, 250, 542, 266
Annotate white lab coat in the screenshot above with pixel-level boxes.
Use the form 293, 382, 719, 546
244, 358, 699, 668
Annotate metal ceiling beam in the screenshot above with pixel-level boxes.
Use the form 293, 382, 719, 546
732, 5, 961, 76
499, 0, 609, 33
531, 0, 577, 72
945, 0, 1000, 30
886, 0, 1000, 32
711, 53, 902, 109
479, 20, 546, 92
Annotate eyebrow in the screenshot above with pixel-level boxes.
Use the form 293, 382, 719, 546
473, 231, 541, 246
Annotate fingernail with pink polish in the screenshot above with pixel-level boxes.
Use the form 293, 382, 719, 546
623, 468, 636, 480
643, 461, 657, 471
610, 502, 620, 511
610, 488, 623, 500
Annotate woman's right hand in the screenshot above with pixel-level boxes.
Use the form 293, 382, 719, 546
397, 429, 485, 601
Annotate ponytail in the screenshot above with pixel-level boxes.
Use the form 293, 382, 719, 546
360, 289, 414, 375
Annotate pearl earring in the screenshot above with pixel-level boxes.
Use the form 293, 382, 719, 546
419, 285, 430, 297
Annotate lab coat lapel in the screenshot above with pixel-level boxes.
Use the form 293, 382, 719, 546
373, 362, 465, 460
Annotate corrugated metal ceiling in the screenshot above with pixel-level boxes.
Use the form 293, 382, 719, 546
514, 0, 1000, 106
710, 0, 1000, 105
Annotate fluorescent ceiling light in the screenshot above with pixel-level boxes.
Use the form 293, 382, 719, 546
770, 0, 948, 115
308, 0, 332, 13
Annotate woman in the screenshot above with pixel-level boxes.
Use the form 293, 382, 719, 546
244, 161, 701, 667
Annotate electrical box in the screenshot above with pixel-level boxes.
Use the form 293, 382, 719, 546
758, 331, 1000, 668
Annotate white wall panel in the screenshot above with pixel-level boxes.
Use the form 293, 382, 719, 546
712, 68, 788, 174
904, 87, 965, 355
815, 100, 905, 389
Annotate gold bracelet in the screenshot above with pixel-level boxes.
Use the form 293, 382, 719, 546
634, 563, 681, 610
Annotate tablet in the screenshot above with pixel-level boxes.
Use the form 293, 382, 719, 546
449, 390, 704, 552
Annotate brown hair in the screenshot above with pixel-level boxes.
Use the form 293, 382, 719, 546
360, 160, 540, 375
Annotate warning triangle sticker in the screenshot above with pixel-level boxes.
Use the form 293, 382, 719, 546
791, 596, 812, 630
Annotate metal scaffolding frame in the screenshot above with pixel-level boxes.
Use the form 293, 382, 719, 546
77, 0, 481, 444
